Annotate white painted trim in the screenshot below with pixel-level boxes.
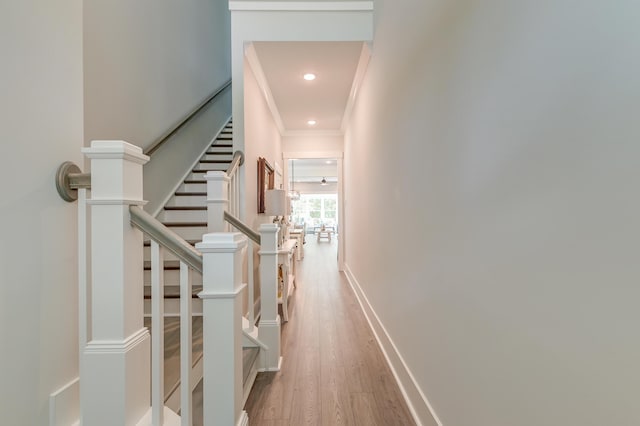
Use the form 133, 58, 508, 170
341, 42, 371, 132
344, 264, 443, 426
245, 43, 286, 134
49, 377, 80, 426
84, 328, 150, 354
198, 283, 248, 299
258, 356, 283, 372
230, 1, 373, 11
82, 140, 150, 164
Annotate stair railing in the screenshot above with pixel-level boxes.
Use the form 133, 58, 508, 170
226, 150, 244, 220
207, 170, 282, 371
56, 140, 248, 426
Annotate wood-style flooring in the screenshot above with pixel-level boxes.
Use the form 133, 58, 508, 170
244, 237, 416, 426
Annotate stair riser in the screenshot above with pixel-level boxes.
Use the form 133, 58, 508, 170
165, 195, 206, 206
144, 269, 203, 286
194, 163, 230, 171
179, 182, 207, 192
203, 154, 234, 161
207, 146, 233, 153
158, 209, 208, 222
144, 299, 202, 316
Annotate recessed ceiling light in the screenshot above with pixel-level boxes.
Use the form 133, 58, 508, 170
307, 120, 317, 126
303, 73, 316, 81
325, 160, 332, 164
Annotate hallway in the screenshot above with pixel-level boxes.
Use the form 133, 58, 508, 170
244, 238, 416, 425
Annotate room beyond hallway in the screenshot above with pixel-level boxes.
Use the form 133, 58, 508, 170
244, 238, 416, 425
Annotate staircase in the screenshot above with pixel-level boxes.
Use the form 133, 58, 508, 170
144, 120, 234, 309
142, 119, 261, 415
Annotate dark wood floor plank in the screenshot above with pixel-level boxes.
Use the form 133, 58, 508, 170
245, 239, 416, 425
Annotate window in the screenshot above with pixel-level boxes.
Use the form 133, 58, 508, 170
291, 194, 338, 230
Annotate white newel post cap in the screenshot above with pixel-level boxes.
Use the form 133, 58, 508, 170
82, 140, 149, 202
205, 171, 231, 202
196, 232, 247, 252
197, 233, 248, 296
259, 223, 279, 253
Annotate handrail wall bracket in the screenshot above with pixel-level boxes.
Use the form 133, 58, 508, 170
56, 161, 91, 202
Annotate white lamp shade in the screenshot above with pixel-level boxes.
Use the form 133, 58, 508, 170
265, 189, 287, 216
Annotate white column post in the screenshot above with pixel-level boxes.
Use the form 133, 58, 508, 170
206, 171, 230, 232
81, 141, 150, 426
196, 233, 248, 426
258, 223, 281, 371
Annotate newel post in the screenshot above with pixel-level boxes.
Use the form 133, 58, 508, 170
81, 141, 150, 425
258, 223, 281, 370
196, 233, 249, 426
206, 170, 230, 232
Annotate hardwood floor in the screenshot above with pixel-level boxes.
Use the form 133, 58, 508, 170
244, 237, 416, 426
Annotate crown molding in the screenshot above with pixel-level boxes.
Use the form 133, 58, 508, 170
244, 42, 287, 135
341, 42, 372, 132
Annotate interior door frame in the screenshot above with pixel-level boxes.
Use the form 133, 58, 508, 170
283, 150, 345, 271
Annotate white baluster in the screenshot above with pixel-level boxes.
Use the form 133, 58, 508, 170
196, 233, 248, 426
247, 240, 255, 332
81, 140, 150, 425
180, 262, 193, 425
258, 224, 281, 371
151, 241, 164, 426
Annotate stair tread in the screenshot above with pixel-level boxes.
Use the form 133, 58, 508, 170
164, 206, 207, 211
183, 180, 206, 184
144, 239, 200, 247
144, 260, 199, 270
199, 159, 231, 163
162, 222, 207, 227
174, 191, 206, 196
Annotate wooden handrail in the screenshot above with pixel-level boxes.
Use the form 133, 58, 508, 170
144, 79, 232, 156
224, 211, 261, 245
226, 151, 244, 176
129, 205, 203, 273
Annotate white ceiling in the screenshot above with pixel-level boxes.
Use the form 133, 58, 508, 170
289, 158, 338, 182
252, 41, 365, 132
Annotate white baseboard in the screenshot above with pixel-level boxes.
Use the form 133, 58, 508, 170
49, 377, 80, 426
344, 264, 442, 426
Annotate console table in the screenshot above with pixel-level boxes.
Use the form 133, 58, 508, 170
277, 239, 297, 322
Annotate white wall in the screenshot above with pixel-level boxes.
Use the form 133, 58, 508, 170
344, 1, 640, 425
282, 134, 344, 154
0, 1, 83, 424
244, 56, 283, 230
84, 0, 231, 210
84, 0, 231, 150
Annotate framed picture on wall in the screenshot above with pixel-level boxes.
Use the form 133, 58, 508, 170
257, 157, 275, 213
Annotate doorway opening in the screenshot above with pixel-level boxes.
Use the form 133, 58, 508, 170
286, 158, 341, 263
